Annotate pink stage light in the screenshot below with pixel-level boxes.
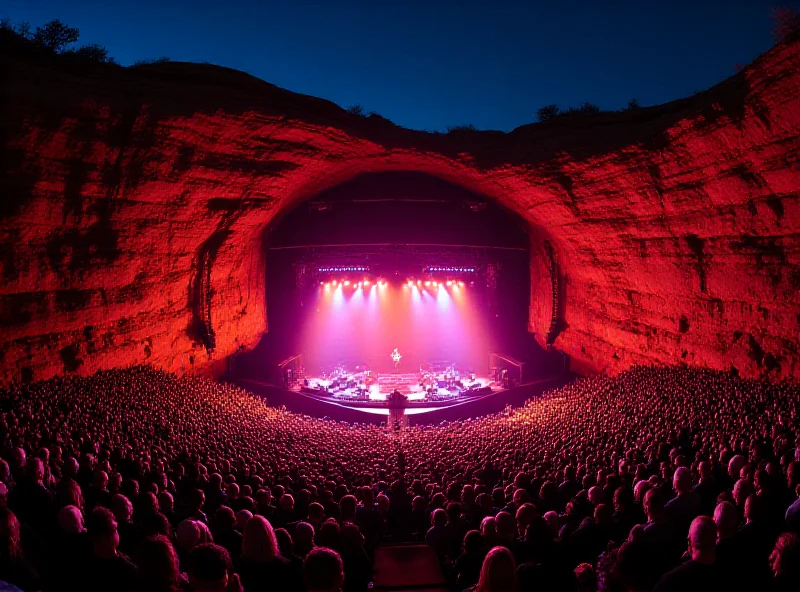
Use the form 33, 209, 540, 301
344, 280, 350, 286
407, 280, 414, 287
432, 281, 438, 286
446, 280, 453, 286
459, 281, 465, 287
424, 281, 430, 287
332, 280, 338, 286
363, 279, 370, 286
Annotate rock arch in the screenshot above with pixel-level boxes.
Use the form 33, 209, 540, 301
1, 35, 799, 384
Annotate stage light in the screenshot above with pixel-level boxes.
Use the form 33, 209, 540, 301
424, 281, 430, 287
344, 280, 350, 286
332, 280, 337, 286
407, 280, 414, 287
447, 280, 453, 286
363, 279, 370, 286
432, 281, 438, 286
380, 281, 387, 287
417, 280, 421, 285
459, 281, 465, 287
358, 282, 363, 288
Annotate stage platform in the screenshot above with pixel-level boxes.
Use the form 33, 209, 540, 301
304, 371, 497, 404
234, 375, 573, 425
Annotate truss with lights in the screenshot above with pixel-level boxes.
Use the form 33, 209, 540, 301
290, 244, 510, 293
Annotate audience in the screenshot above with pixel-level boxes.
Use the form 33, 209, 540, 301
0, 364, 797, 591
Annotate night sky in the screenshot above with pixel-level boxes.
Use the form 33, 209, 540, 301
3, 0, 786, 131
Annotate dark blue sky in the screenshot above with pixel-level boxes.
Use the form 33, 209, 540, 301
4, 0, 787, 131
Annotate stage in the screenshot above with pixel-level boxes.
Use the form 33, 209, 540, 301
234, 375, 573, 424
292, 360, 502, 413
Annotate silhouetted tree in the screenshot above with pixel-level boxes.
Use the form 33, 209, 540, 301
566, 102, 601, 115
771, 6, 800, 41
33, 19, 79, 52
347, 104, 365, 116
67, 43, 113, 63
624, 98, 641, 111
536, 104, 561, 122
14, 20, 32, 39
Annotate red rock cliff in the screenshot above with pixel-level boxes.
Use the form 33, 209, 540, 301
1, 35, 799, 385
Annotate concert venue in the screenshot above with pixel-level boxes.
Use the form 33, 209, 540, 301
0, 6, 799, 592
230, 172, 569, 428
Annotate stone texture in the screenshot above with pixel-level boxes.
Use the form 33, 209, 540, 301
1, 35, 799, 385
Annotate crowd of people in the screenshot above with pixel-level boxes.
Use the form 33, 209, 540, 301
0, 364, 798, 591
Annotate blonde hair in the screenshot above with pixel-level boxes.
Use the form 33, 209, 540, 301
242, 515, 279, 562
475, 546, 517, 592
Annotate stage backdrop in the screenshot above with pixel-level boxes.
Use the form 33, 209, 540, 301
300, 283, 492, 374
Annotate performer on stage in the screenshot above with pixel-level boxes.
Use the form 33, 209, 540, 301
391, 348, 402, 372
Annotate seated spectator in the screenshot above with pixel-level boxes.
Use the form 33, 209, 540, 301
653, 516, 719, 592
159, 491, 178, 527
294, 521, 316, 557
665, 467, 701, 538
574, 562, 596, 592
176, 519, 203, 569
274, 527, 305, 581
112, 493, 139, 557
339, 522, 371, 592
723, 494, 777, 589
135, 534, 185, 592
480, 516, 498, 548
272, 494, 295, 528
47, 505, 91, 590
770, 532, 800, 591
84, 506, 138, 592
317, 518, 342, 551
236, 515, 300, 592
234, 510, 252, 533
339, 495, 357, 524
86, 470, 112, 512
355, 488, 382, 550
187, 489, 208, 524
471, 545, 517, 592
0, 508, 40, 591
444, 502, 469, 560
304, 547, 345, 592
212, 506, 242, 560
785, 484, 800, 533
9, 457, 53, 536
455, 530, 485, 590
425, 508, 448, 559
186, 543, 241, 592
307, 501, 327, 531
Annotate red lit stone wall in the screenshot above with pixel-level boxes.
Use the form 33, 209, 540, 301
1, 37, 799, 385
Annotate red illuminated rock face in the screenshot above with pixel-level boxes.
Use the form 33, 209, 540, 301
1, 36, 799, 385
